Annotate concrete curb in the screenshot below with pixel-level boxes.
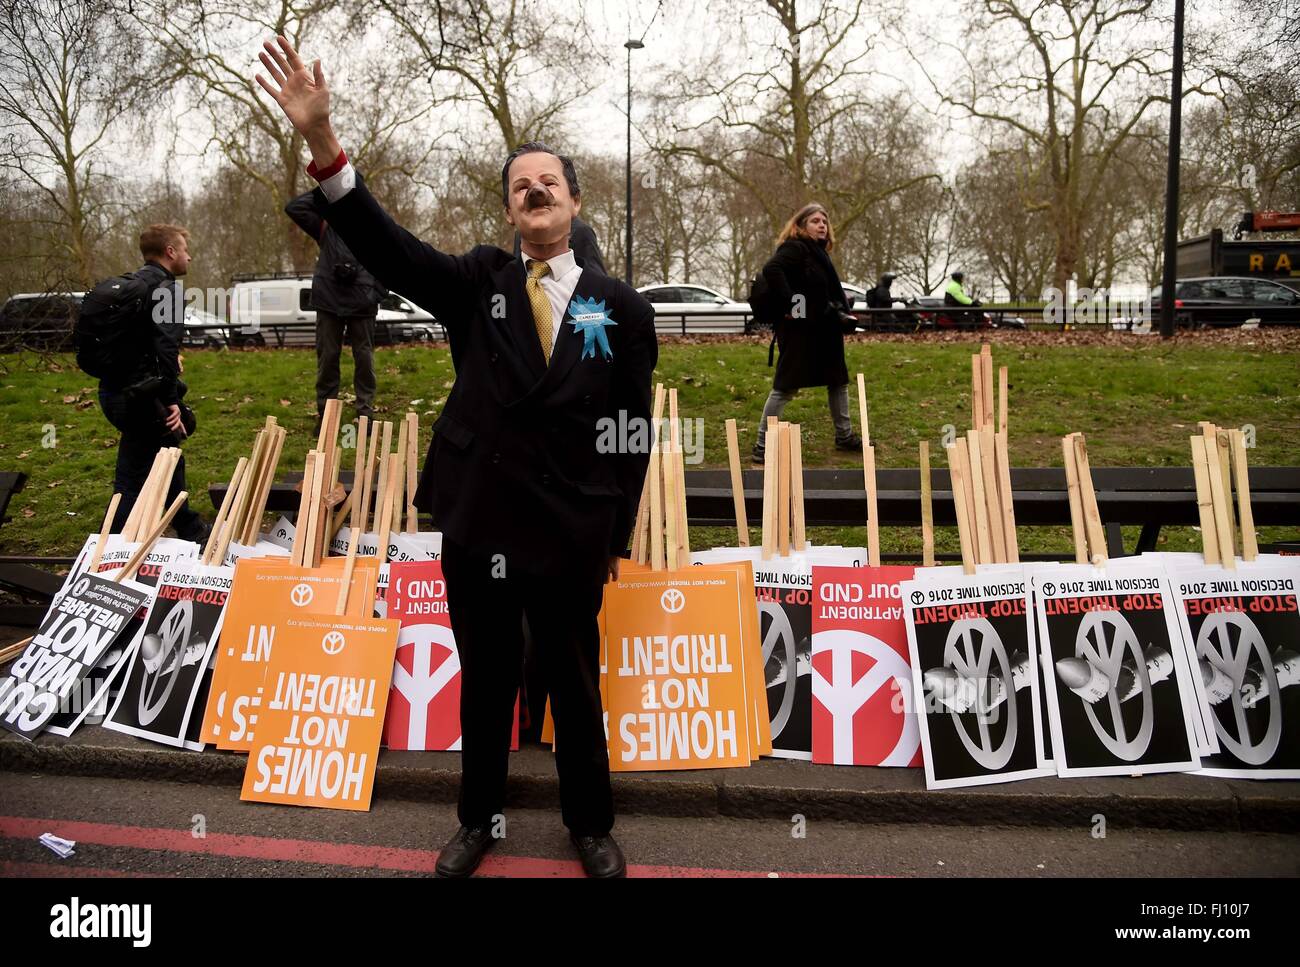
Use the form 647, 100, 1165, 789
3, 731, 1297, 833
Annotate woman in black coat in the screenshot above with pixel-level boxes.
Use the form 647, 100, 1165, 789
752, 203, 861, 462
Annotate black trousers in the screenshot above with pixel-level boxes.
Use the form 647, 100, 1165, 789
315, 310, 376, 416
440, 536, 613, 836
98, 389, 201, 536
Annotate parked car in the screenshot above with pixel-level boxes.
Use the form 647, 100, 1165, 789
379, 292, 442, 341
182, 305, 228, 348
1149, 276, 1300, 328
636, 283, 752, 334
0, 292, 83, 351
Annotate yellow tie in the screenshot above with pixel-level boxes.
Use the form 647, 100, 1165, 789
526, 259, 553, 363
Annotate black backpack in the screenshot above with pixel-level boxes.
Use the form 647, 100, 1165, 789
74, 271, 155, 378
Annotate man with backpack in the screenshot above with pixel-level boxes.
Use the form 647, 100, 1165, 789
80, 223, 207, 542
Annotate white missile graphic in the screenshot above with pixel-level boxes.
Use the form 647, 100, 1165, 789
1198, 648, 1300, 707
1056, 646, 1172, 705
923, 651, 1030, 714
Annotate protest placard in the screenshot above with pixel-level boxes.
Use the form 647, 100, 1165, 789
1034, 564, 1202, 777
104, 562, 233, 748
902, 569, 1050, 788
811, 565, 922, 766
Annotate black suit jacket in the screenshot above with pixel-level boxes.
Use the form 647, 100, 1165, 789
312, 177, 657, 580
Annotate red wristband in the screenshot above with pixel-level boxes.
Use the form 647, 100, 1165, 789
307, 149, 348, 182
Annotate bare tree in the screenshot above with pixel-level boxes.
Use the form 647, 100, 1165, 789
134, 0, 442, 275
912, 0, 1219, 291
657, 0, 937, 240
0, 0, 139, 288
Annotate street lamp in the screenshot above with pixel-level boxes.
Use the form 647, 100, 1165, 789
624, 38, 645, 287
1159, 0, 1185, 339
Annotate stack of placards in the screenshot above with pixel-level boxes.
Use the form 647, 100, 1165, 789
603, 385, 770, 770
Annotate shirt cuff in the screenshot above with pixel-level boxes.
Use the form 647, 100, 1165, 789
307, 150, 354, 203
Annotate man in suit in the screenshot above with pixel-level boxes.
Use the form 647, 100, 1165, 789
256, 36, 657, 878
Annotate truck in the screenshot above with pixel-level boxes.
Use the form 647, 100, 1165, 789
1177, 212, 1300, 292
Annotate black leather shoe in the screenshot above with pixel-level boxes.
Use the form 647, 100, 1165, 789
435, 824, 496, 878
571, 833, 626, 878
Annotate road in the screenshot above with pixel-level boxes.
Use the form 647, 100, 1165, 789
1, 773, 1297, 877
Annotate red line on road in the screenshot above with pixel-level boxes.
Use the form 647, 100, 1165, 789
0, 815, 847, 878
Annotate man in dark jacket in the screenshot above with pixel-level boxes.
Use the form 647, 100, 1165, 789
258, 36, 657, 879
513, 215, 607, 275
97, 223, 206, 541
285, 190, 386, 422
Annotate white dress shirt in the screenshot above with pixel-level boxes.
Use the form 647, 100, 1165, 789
314, 159, 582, 356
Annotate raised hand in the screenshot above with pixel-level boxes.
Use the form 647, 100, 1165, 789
255, 35, 331, 139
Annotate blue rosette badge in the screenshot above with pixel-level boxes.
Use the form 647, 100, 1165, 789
567, 296, 617, 360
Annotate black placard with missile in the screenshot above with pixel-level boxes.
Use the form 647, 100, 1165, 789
1169, 566, 1300, 779
1034, 566, 1201, 777
104, 562, 234, 748
901, 571, 1050, 789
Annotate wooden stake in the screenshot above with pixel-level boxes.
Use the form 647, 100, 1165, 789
669, 390, 689, 561
335, 526, 360, 615
391, 416, 409, 535
1229, 429, 1259, 561
761, 417, 778, 560
966, 431, 993, 564
1062, 434, 1088, 564
791, 424, 806, 551
375, 453, 398, 566
116, 492, 188, 583
978, 426, 1006, 563
919, 442, 934, 567
1072, 434, 1107, 565
980, 344, 994, 431
1190, 436, 1222, 565
406, 412, 419, 533
1216, 428, 1238, 553
947, 443, 975, 574
204, 459, 247, 565
998, 365, 1008, 435
1202, 426, 1236, 569
995, 429, 1019, 563
373, 421, 393, 532
724, 419, 749, 547
971, 354, 983, 432
633, 385, 666, 564
864, 444, 881, 567
776, 422, 791, 557
664, 427, 681, 570
358, 419, 379, 541
856, 372, 871, 445
648, 429, 665, 571
88, 493, 122, 574
243, 426, 285, 546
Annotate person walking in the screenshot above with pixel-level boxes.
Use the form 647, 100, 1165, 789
89, 224, 206, 542
752, 203, 861, 463
285, 188, 386, 424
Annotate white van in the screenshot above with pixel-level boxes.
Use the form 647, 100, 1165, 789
229, 276, 316, 347
229, 276, 438, 347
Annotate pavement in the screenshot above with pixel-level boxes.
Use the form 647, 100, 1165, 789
3, 773, 1298, 877
3, 726, 1298, 835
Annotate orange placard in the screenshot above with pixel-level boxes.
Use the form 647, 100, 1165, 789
200, 556, 379, 749
604, 566, 753, 771
240, 613, 398, 811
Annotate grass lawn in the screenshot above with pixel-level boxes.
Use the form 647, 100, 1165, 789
2, 330, 1297, 558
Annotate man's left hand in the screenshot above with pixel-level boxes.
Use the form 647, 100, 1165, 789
607, 556, 621, 583
164, 404, 184, 434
